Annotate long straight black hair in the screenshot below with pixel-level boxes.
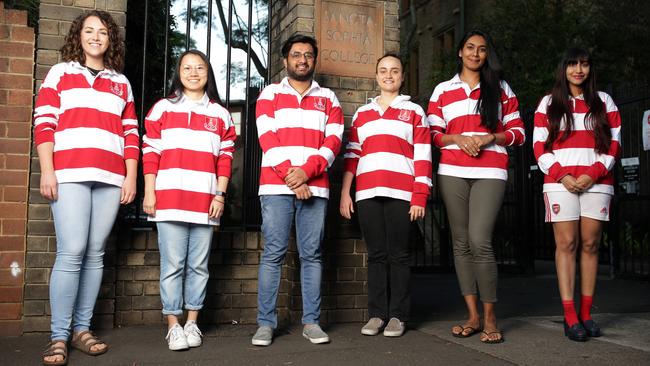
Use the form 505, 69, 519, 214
545, 48, 610, 154
168, 49, 221, 103
456, 30, 503, 132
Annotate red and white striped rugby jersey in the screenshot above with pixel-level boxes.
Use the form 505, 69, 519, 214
344, 95, 432, 207
426, 74, 525, 180
142, 93, 236, 225
255, 77, 344, 198
533, 92, 621, 194
33, 61, 139, 187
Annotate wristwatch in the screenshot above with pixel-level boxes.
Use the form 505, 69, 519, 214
214, 191, 227, 197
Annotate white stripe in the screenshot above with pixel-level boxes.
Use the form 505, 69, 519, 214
319, 146, 337, 166
414, 143, 432, 162
532, 126, 549, 143
54, 127, 124, 155
356, 187, 411, 202
149, 209, 219, 226
59, 88, 126, 117
142, 146, 159, 155
444, 98, 478, 123
122, 118, 138, 127
156, 168, 216, 194
261, 146, 320, 167
55, 167, 124, 186
438, 164, 507, 180
357, 152, 413, 176
537, 153, 558, 175
427, 113, 446, 128
553, 148, 599, 166
415, 176, 433, 186
274, 108, 326, 132
258, 184, 329, 199
34, 105, 60, 120
357, 119, 413, 144
502, 111, 521, 124
161, 128, 223, 155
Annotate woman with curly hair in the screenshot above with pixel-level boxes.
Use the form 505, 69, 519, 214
34, 10, 138, 365
533, 48, 621, 342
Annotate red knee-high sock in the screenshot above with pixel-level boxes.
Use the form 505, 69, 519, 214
563, 300, 579, 326
580, 295, 593, 321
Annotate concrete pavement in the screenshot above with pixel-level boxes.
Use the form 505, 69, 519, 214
3, 262, 650, 365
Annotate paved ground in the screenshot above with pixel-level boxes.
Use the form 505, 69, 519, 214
3, 262, 650, 366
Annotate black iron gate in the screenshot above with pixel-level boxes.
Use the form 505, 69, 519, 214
123, 0, 270, 231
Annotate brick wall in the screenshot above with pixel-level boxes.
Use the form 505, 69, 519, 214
0, 1, 34, 335
24, 0, 128, 333
0, 1, 34, 336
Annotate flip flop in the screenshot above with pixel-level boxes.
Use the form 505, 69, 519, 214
452, 325, 480, 338
480, 330, 505, 344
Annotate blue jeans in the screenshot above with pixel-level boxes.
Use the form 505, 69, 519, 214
49, 182, 121, 341
157, 221, 214, 315
257, 195, 327, 328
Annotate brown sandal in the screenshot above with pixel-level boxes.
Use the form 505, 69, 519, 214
43, 340, 67, 366
71, 330, 109, 356
480, 330, 505, 344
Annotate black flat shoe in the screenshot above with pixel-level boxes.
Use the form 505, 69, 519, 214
564, 320, 588, 342
581, 319, 602, 337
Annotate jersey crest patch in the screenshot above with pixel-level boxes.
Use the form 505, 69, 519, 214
314, 97, 326, 111
204, 117, 220, 132
110, 82, 124, 97
552, 204, 560, 214
398, 109, 412, 121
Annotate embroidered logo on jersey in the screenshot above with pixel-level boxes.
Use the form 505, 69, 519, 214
110, 82, 124, 97
314, 97, 326, 111
204, 117, 220, 132
552, 204, 561, 214
600, 206, 608, 214
398, 109, 412, 121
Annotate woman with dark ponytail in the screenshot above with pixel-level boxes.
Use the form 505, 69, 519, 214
533, 48, 621, 342
427, 30, 525, 344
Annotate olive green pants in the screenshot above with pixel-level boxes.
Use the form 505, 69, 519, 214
438, 175, 505, 303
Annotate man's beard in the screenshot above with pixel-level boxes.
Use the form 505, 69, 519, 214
287, 65, 315, 81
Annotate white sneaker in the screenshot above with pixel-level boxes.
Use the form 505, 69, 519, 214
184, 321, 203, 347
166, 323, 189, 351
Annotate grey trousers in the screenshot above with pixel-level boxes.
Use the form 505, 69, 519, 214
438, 175, 505, 303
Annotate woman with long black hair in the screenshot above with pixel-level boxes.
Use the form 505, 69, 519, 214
533, 48, 621, 342
427, 30, 525, 343
142, 49, 236, 350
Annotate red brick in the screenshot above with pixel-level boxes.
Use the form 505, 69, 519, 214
7, 89, 33, 106
3, 186, 28, 202
0, 139, 30, 154
10, 26, 35, 43
0, 236, 24, 251
0, 170, 27, 185
0, 287, 22, 302
0, 303, 22, 320
0, 203, 27, 219
2, 219, 27, 235
6, 154, 30, 169
0, 106, 32, 122
0, 269, 24, 287
0, 41, 34, 58
0, 320, 22, 336
0, 57, 8, 72
0, 91, 7, 105
0, 251, 24, 266
5, 122, 31, 138
0, 74, 32, 90
6, 9, 28, 26
9, 58, 33, 74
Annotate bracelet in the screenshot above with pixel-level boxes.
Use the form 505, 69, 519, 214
214, 190, 227, 197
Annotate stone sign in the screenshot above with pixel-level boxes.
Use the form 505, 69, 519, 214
315, 0, 384, 78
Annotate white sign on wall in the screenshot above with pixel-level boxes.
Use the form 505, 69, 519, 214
643, 109, 650, 151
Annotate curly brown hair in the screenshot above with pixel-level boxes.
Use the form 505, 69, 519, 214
60, 10, 125, 72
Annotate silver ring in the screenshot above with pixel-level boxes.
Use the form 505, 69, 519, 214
464, 144, 468, 147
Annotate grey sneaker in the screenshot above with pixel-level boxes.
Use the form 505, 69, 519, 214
302, 324, 330, 344
361, 317, 385, 336
251, 326, 273, 346
383, 318, 405, 337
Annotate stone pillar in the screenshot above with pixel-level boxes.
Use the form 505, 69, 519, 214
24, 0, 128, 333
0, 1, 34, 336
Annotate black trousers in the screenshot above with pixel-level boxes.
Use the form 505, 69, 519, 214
357, 197, 411, 321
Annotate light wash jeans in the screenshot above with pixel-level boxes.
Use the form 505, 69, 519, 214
49, 182, 121, 341
257, 195, 327, 328
157, 221, 214, 315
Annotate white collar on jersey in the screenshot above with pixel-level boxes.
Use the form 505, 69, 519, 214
280, 77, 320, 96
370, 94, 411, 108
69, 61, 118, 76
176, 92, 210, 107
450, 73, 481, 91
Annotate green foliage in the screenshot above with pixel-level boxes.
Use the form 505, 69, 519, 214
472, 0, 650, 108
